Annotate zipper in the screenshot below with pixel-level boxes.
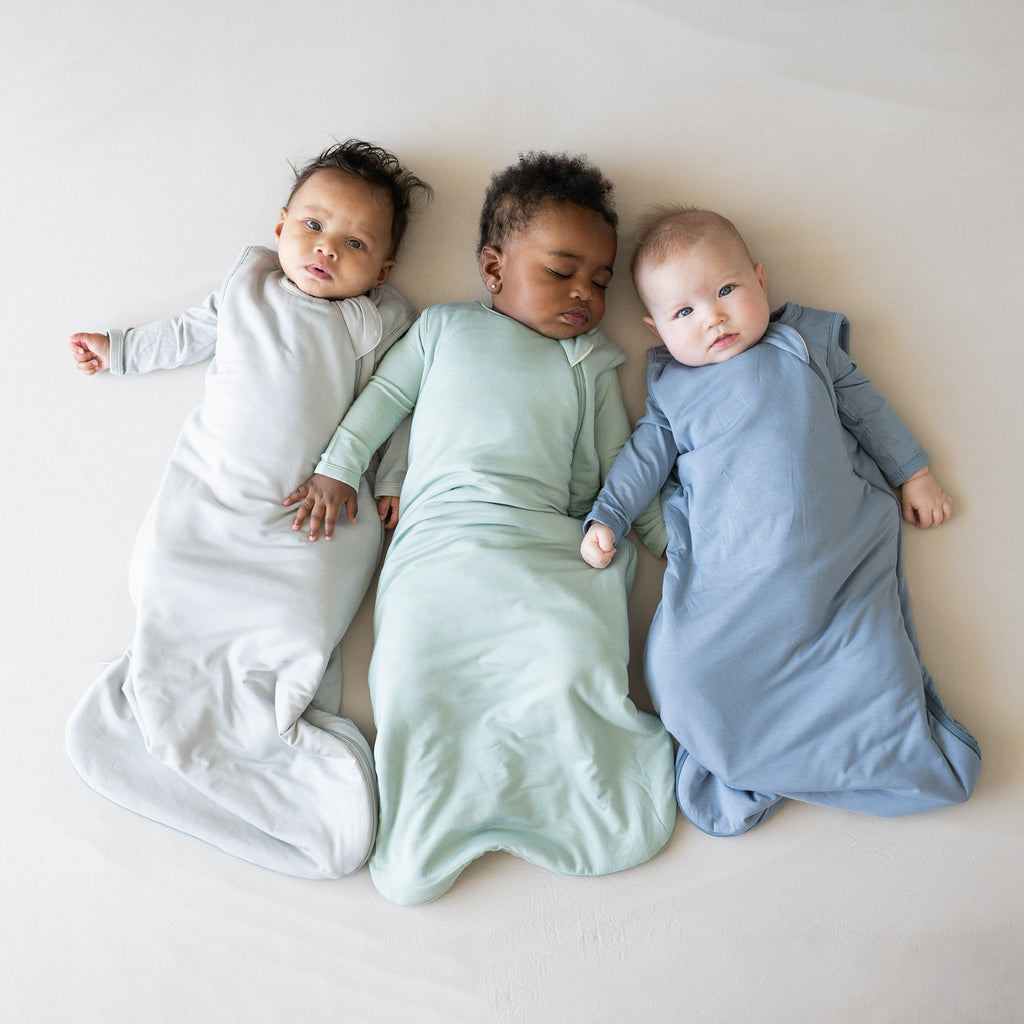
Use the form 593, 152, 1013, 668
571, 360, 586, 452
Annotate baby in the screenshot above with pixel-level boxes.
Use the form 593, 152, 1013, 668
298, 152, 676, 904
583, 206, 980, 836
65, 140, 430, 878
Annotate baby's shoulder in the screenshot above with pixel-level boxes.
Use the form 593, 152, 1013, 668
409, 300, 482, 328
236, 245, 278, 275
203, 245, 280, 297
368, 281, 415, 318
645, 345, 676, 385
772, 301, 850, 356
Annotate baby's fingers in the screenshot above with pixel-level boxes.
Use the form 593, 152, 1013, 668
69, 340, 97, 374
907, 495, 954, 529
319, 509, 340, 541
306, 508, 329, 542
290, 499, 313, 532
283, 483, 310, 507
923, 495, 954, 528
580, 536, 614, 569
342, 494, 359, 525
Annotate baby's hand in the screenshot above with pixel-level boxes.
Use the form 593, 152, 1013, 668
69, 332, 111, 375
581, 522, 618, 569
377, 495, 400, 530
283, 474, 358, 541
900, 467, 953, 528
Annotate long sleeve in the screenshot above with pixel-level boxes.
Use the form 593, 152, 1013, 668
825, 323, 929, 487
371, 415, 411, 498
315, 316, 427, 489
105, 250, 262, 375
108, 291, 219, 376
350, 283, 417, 499
561, 331, 668, 553
779, 303, 930, 488
588, 384, 676, 552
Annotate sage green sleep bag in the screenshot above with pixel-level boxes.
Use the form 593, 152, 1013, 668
317, 302, 676, 905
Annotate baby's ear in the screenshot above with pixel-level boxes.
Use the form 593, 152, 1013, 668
478, 244, 503, 293
754, 261, 768, 294
274, 208, 287, 242
642, 315, 662, 340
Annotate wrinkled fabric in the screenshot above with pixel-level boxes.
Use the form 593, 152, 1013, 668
321, 303, 676, 904
588, 303, 980, 836
66, 247, 414, 877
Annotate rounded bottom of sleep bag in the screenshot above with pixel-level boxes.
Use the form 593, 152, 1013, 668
676, 747, 785, 837
65, 653, 378, 879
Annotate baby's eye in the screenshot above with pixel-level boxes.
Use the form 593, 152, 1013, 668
304, 219, 323, 232
346, 238, 366, 251
593, 279, 609, 291
719, 284, 735, 297
675, 307, 693, 319
546, 267, 571, 279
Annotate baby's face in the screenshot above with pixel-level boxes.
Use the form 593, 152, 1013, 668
482, 200, 616, 340
275, 169, 395, 300
639, 233, 770, 367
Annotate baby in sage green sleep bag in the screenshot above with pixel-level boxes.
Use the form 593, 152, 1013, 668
286, 151, 677, 904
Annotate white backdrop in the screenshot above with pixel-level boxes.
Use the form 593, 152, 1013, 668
4, 1, 1021, 1021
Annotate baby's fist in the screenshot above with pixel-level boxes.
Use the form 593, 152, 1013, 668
581, 522, 617, 569
69, 332, 111, 375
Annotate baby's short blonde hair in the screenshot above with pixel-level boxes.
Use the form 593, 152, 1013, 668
631, 205, 754, 306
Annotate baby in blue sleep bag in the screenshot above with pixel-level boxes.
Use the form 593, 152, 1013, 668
582, 206, 980, 836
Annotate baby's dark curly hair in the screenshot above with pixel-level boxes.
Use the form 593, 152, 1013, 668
288, 139, 432, 258
477, 151, 617, 255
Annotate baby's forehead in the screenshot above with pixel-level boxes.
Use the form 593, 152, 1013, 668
642, 229, 747, 278
294, 169, 392, 212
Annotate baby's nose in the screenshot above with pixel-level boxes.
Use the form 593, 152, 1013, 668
570, 277, 593, 301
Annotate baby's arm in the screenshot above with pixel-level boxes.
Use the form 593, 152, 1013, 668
69, 278, 222, 380
828, 327, 952, 528
581, 522, 618, 569
69, 333, 111, 375
899, 466, 953, 528
371, 415, 411, 532
286, 317, 425, 540
585, 360, 676, 561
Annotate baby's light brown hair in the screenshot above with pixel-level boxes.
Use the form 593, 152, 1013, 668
631, 205, 754, 310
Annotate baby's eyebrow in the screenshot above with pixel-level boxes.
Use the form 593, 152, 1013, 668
657, 296, 689, 316
547, 250, 614, 275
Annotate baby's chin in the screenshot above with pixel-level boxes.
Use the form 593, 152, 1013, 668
289, 276, 362, 301
545, 317, 601, 341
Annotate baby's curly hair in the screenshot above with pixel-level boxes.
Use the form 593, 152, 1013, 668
477, 151, 617, 255
288, 139, 432, 258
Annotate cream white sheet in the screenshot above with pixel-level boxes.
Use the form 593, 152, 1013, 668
8, 2, 1021, 1021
